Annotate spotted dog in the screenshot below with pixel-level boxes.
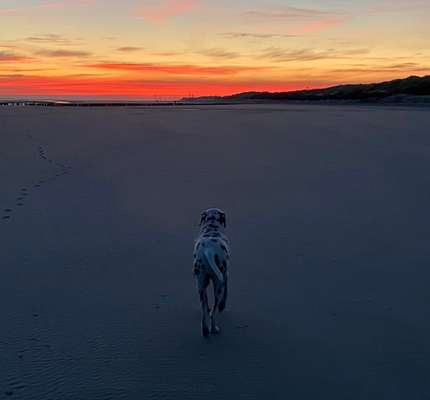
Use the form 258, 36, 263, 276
193, 208, 230, 337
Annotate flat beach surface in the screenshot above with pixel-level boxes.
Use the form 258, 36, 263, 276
1, 104, 430, 399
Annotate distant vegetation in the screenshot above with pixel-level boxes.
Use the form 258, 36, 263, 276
182, 75, 430, 104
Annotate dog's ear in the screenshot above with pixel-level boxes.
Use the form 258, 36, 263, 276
220, 212, 226, 227
199, 212, 206, 226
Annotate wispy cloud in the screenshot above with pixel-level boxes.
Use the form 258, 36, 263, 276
0, 45, 19, 50
261, 47, 370, 62
150, 51, 182, 57
0, 51, 32, 62
115, 48, 181, 57
25, 34, 75, 45
134, 0, 200, 22
116, 47, 143, 53
332, 62, 430, 74
197, 48, 242, 59
36, 49, 92, 57
221, 32, 297, 40
87, 62, 268, 76
242, 7, 336, 20
0, 68, 57, 74
242, 6, 347, 34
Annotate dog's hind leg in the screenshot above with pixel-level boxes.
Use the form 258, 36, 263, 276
196, 273, 210, 337
210, 279, 224, 334
218, 274, 228, 312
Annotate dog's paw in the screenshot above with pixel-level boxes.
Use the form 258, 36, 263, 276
201, 324, 210, 337
211, 325, 221, 334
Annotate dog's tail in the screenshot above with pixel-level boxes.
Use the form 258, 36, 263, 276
203, 249, 224, 283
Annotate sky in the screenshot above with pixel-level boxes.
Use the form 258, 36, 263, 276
0, 0, 429, 99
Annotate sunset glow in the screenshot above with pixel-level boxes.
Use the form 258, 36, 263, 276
1, 0, 429, 99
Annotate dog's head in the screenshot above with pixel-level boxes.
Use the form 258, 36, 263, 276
200, 208, 226, 228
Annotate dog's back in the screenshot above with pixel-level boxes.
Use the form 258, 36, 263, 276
193, 236, 229, 282
193, 208, 230, 336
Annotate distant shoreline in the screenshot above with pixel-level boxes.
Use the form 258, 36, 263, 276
2, 75, 430, 108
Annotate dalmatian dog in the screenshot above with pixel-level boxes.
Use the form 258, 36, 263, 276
193, 208, 230, 337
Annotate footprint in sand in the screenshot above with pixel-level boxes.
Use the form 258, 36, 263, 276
2, 142, 74, 222
10, 383, 26, 391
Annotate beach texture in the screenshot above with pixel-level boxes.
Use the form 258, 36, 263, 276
1, 104, 430, 399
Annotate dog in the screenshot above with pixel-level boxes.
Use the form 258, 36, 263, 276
193, 208, 230, 336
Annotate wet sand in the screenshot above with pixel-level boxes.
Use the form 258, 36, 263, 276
1, 104, 430, 399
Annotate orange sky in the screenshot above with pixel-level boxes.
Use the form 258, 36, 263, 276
1, 0, 429, 99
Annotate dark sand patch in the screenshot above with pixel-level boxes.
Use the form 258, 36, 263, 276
1, 105, 430, 399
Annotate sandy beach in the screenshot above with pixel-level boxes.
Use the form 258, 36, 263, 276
1, 104, 430, 399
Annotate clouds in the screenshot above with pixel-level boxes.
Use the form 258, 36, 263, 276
332, 62, 430, 75
197, 48, 242, 59
0, 0, 429, 99
241, 5, 348, 35
116, 47, 143, 53
25, 34, 75, 45
87, 62, 268, 76
115, 48, 182, 57
134, 0, 200, 22
35, 49, 91, 57
0, 33, 90, 66
242, 6, 337, 20
221, 32, 297, 40
0, 51, 32, 62
260, 47, 370, 63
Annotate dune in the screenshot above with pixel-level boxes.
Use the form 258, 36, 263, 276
1, 104, 430, 399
